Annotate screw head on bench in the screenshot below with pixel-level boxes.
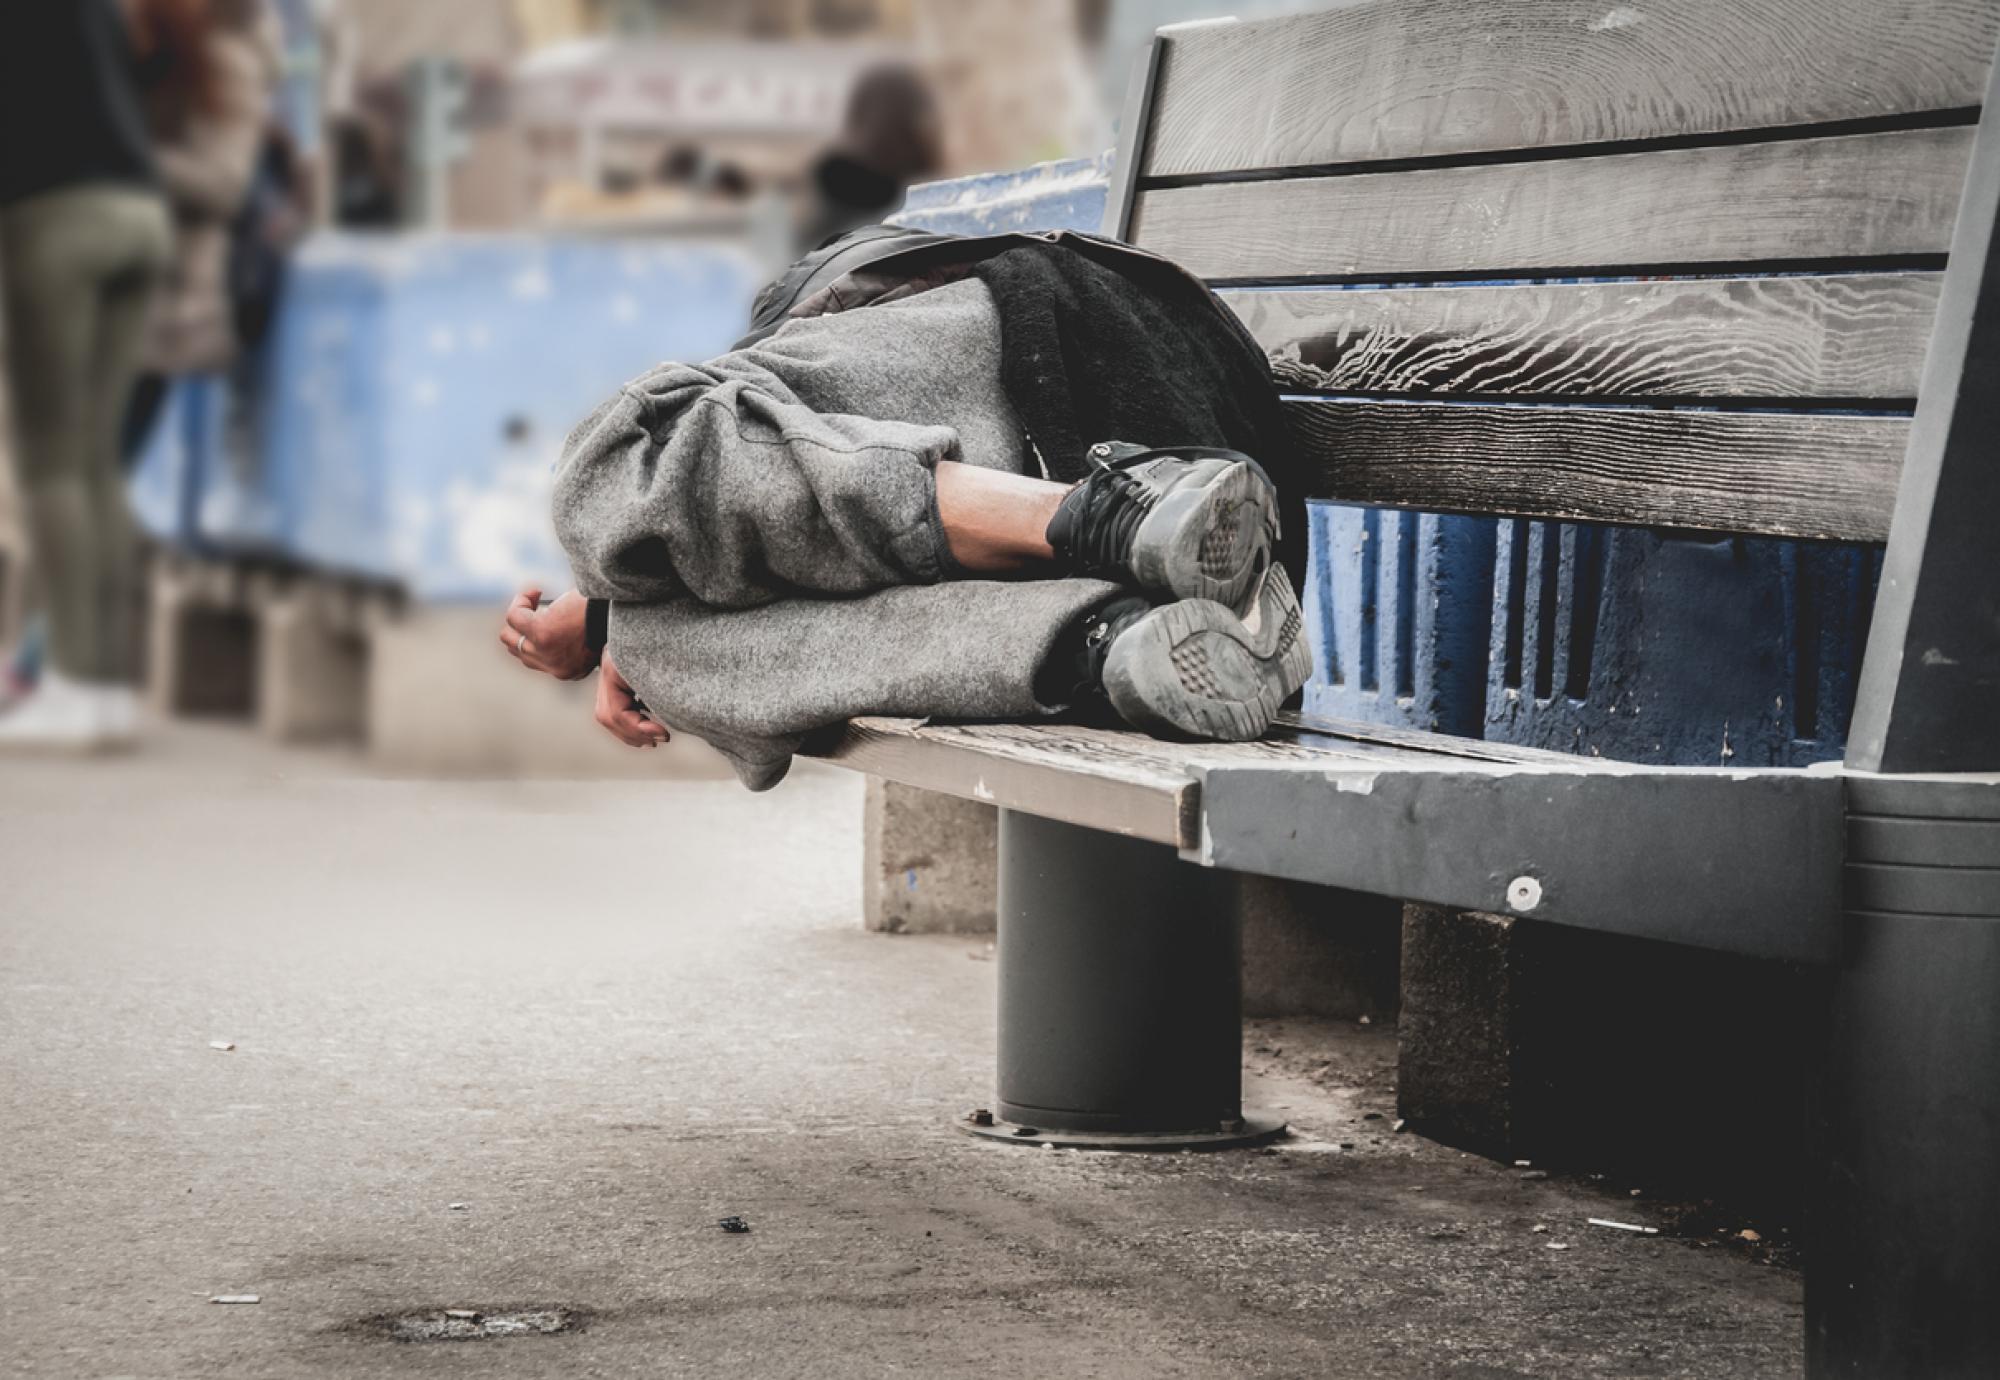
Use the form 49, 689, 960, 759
1507, 876, 1543, 913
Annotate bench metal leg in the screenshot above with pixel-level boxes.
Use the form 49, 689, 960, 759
1809, 787, 2000, 1377
962, 809, 1283, 1151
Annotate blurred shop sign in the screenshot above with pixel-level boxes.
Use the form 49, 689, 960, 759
512, 40, 908, 135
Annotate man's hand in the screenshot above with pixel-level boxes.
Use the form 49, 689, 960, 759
596, 651, 670, 749
500, 587, 598, 681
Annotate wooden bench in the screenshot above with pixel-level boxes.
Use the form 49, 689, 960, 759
809, 4, 2000, 1372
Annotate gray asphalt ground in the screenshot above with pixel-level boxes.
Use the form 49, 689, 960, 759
1, 726, 1803, 1378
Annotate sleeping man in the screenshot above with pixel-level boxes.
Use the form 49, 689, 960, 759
496, 233, 1311, 791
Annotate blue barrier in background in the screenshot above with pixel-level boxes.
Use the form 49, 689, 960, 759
133, 154, 1884, 765
133, 233, 763, 601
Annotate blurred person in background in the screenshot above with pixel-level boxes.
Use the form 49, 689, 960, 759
796, 63, 943, 254
122, 0, 285, 468
0, 0, 173, 749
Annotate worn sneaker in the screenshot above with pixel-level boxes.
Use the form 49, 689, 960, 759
1046, 441, 1280, 613
1075, 568, 1310, 743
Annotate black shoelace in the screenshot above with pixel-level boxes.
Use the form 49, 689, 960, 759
1054, 455, 1158, 575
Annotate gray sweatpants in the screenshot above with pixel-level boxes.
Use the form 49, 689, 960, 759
552, 278, 1119, 789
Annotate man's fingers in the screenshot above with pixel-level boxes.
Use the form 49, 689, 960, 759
504, 603, 537, 637
614, 710, 667, 746
602, 709, 661, 748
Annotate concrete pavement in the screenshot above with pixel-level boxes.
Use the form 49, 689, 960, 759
1, 726, 1802, 1378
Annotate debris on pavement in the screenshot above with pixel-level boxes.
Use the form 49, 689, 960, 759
208, 1041, 235, 1052
1739, 1229, 1763, 1243
1531, 1225, 1550, 1234
1514, 1160, 1532, 1168
376, 1307, 585, 1342
1546, 1242, 1569, 1251
448, 1203, 470, 1211
1392, 1119, 1407, 1132
718, 1215, 751, 1234
1589, 1218, 1660, 1235
968, 1108, 994, 1127
211, 1294, 260, 1305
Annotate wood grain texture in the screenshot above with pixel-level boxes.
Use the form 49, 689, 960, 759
1130, 128, 1974, 282
1282, 399, 1908, 540
811, 712, 1640, 847
1233, 273, 1943, 401
1142, 0, 1998, 177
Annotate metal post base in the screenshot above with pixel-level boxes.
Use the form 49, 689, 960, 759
958, 1110, 1287, 1153
965, 809, 1283, 1151
1808, 777, 2000, 1378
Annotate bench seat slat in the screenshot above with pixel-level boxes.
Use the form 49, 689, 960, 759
813, 715, 1841, 960
1282, 398, 1905, 541
1234, 274, 1942, 403
1131, 128, 1972, 283
1143, 0, 1997, 179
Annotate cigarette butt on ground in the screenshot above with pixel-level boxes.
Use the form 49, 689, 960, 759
1587, 1218, 1659, 1235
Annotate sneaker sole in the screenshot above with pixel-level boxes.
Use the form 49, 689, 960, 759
1128, 459, 1279, 612
1100, 572, 1311, 743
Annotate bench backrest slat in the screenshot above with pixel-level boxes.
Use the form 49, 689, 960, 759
1131, 128, 1972, 284
1113, 0, 2000, 545
1141, 0, 1998, 179
1234, 275, 1942, 403
1287, 400, 1904, 540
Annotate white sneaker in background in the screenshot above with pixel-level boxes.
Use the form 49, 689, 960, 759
0, 669, 140, 754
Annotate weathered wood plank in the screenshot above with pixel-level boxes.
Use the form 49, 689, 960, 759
1274, 710, 1626, 767
1143, 0, 1998, 178
816, 718, 1195, 846
1130, 128, 1973, 282
813, 712, 1628, 847
1282, 399, 1907, 541
1232, 273, 1942, 401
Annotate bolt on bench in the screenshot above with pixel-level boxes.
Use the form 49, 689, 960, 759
809, 3, 2000, 1373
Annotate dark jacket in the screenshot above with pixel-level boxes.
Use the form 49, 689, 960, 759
0, 0, 157, 208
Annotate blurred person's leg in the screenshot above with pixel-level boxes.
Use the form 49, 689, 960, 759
0, 185, 170, 746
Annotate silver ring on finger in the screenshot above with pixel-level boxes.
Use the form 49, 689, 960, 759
517, 632, 530, 655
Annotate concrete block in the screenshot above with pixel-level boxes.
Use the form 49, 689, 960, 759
1395, 902, 1820, 1214
146, 558, 257, 720
256, 586, 370, 744
366, 603, 733, 779
1396, 905, 1522, 1154
1232, 874, 1401, 1021
863, 777, 997, 934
